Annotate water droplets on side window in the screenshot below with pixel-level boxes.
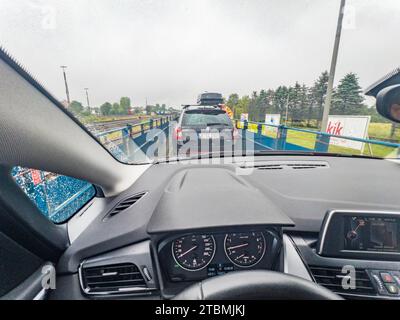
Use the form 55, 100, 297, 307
11, 166, 95, 223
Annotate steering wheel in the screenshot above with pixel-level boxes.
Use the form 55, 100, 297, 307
174, 270, 342, 300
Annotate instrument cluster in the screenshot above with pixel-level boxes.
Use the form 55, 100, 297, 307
158, 229, 281, 283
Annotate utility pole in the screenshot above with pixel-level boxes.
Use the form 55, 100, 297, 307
321, 0, 346, 132
84, 88, 90, 109
60, 66, 70, 105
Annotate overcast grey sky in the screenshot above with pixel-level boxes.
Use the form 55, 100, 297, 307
0, 0, 399, 107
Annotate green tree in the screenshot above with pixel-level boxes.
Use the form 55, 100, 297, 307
111, 102, 121, 115
100, 102, 112, 116
223, 70, 373, 129
255, 89, 270, 121
235, 95, 250, 119
226, 93, 239, 107
154, 103, 161, 113
226, 93, 240, 118
133, 107, 143, 114
332, 73, 364, 115
120, 97, 131, 114
81, 107, 92, 116
310, 71, 329, 126
272, 86, 289, 116
264, 89, 275, 114
69, 100, 84, 115
298, 84, 310, 122
287, 82, 304, 122
248, 91, 258, 121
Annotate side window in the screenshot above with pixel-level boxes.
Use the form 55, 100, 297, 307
11, 167, 96, 223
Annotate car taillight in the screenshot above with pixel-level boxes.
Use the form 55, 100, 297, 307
174, 127, 183, 141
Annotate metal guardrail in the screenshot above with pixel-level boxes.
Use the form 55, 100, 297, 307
95, 116, 174, 138
236, 120, 400, 156
94, 115, 176, 162
97, 116, 400, 156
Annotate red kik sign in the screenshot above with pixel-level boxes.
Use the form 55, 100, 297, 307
326, 121, 344, 136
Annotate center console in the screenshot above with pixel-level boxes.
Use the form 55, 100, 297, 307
318, 210, 400, 260
314, 210, 400, 298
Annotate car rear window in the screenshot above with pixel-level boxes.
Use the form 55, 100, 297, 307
181, 111, 232, 127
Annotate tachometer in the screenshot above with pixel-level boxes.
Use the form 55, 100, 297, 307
172, 234, 216, 271
224, 232, 266, 267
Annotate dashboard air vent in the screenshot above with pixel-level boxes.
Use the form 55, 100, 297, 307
105, 192, 147, 219
309, 266, 376, 297
239, 161, 329, 170
80, 263, 147, 295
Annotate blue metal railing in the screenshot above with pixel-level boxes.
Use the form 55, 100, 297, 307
94, 116, 174, 161
95, 116, 173, 138
236, 120, 400, 157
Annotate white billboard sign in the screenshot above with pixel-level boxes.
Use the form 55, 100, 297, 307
265, 114, 281, 126
327, 115, 371, 150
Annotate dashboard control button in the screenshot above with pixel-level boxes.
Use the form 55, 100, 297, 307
380, 272, 395, 283
385, 283, 399, 294
142, 267, 152, 281
393, 273, 400, 286
371, 273, 386, 294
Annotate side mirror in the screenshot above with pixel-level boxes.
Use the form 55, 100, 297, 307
376, 84, 400, 123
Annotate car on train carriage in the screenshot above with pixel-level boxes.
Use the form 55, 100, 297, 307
2, 1, 400, 306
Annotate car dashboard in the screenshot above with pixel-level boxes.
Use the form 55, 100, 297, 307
49, 155, 400, 300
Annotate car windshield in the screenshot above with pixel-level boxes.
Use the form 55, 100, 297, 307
182, 112, 232, 127
2, 1, 400, 164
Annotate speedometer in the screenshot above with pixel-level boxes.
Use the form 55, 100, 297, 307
172, 234, 216, 271
224, 232, 266, 267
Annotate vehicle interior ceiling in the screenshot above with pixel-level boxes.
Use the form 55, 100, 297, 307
1, 49, 400, 301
